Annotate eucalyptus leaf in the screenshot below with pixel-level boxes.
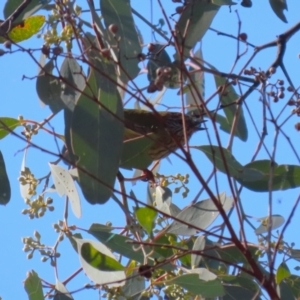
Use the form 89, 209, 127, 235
0, 151, 10, 205
174, 0, 219, 59
0, 117, 21, 140
166, 274, 224, 297
101, 0, 141, 82
166, 193, 233, 235
269, 0, 288, 23
24, 270, 43, 300
75, 238, 126, 287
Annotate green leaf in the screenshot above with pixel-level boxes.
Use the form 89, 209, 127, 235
49, 164, 81, 218
147, 44, 172, 83
197, 145, 243, 177
71, 60, 124, 204
191, 235, 206, 268
101, 0, 141, 82
0, 15, 45, 43
285, 275, 300, 298
80, 242, 124, 271
4, 0, 49, 21
240, 160, 300, 192
88, 223, 175, 270
135, 207, 157, 236
166, 193, 233, 235
75, 238, 126, 286
255, 215, 284, 235
0, 117, 20, 139
0, 151, 10, 205
174, 1, 219, 59
24, 270, 43, 300
54, 280, 73, 300
60, 57, 86, 165
186, 48, 205, 113
276, 262, 291, 284
222, 275, 261, 300
214, 75, 248, 141
166, 274, 225, 297
120, 132, 155, 169
36, 59, 64, 113
212, 0, 237, 4
269, 0, 288, 23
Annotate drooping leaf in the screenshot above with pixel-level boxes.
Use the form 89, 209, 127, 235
0, 15, 45, 43
166, 274, 224, 297
191, 235, 206, 268
269, 0, 288, 23
0, 117, 21, 139
166, 193, 233, 235
186, 48, 205, 113
0, 151, 11, 205
101, 0, 141, 82
75, 238, 126, 287
214, 75, 248, 141
49, 164, 81, 218
24, 270, 43, 300
174, 0, 219, 59
61, 57, 86, 165
135, 207, 157, 236
71, 55, 124, 204
36, 59, 64, 113
255, 215, 284, 235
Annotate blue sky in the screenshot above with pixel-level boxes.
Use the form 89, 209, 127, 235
1, 0, 300, 299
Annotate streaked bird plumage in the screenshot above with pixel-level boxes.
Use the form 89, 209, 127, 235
123, 109, 205, 160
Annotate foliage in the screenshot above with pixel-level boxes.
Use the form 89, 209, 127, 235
0, 0, 300, 299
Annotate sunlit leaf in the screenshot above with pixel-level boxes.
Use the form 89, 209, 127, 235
135, 207, 157, 236
0, 15, 45, 43
276, 262, 290, 284
75, 238, 126, 287
49, 164, 81, 218
80, 242, 124, 271
0, 117, 21, 139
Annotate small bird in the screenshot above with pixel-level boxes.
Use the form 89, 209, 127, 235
123, 109, 205, 161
